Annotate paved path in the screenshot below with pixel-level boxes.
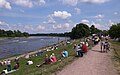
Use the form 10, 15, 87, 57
57, 43, 117, 75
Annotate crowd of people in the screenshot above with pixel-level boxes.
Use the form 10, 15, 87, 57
0, 35, 110, 75
92, 34, 110, 53
0, 57, 20, 75
74, 40, 89, 57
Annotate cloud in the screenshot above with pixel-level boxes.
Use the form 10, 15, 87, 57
52, 24, 62, 29
60, 0, 109, 6
60, 0, 78, 6
0, 21, 72, 33
74, 8, 80, 14
0, 0, 11, 9
14, 0, 33, 8
52, 11, 72, 19
114, 12, 118, 15
0, 21, 9, 26
80, 0, 109, 4
108, 20, 114, 26
81, 19, 89, 23
64, 23, 70, 28
95, 14, 104, 18
52, 23, 70, 30
13, 0, 45, 8
0, 0, 46, 9
91, 21, 102, 28
47, 15, 56, 24
37, 25, 45, 30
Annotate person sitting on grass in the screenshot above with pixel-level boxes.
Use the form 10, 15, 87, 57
61, 50, 68, 58
50, 53, 57, 63
26, 60, 33, 65
1, 68, 7, 75
36, 54, 51, 67
1, 68, 8, 75
75, 42, 83, 57
13, 62, 19, 69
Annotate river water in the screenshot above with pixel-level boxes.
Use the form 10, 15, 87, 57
0, 36, 68, 59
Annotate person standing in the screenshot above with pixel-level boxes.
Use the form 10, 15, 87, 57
7, 59, 11, 71
82, 42, 88, 53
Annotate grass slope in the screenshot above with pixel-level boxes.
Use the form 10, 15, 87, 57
0, 40, 80, 75
111, 41, 120, 75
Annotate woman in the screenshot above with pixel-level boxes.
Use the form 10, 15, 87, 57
50, 53, 57, 63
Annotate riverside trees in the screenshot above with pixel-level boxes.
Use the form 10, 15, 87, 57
0, 29, 29, 37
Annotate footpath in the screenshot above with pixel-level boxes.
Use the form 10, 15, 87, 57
56, 43, 118, 75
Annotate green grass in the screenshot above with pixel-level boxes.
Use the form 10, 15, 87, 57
110, 41, 120, 74
0, 39, 92, 75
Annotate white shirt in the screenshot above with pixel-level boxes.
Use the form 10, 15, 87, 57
27, 61, 33, 65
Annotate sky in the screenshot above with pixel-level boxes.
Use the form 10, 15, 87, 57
0, 0, 120, 33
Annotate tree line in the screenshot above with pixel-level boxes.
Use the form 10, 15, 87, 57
30, 33, 70, 37
108, 23, 120, 41
70, 23, 102, 39
0, 29, 29, 37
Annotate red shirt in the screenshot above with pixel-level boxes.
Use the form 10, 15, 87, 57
82, 44, 88, 53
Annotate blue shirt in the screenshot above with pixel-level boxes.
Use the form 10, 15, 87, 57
63, 51, 68, 57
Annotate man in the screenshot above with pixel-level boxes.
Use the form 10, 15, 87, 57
7, 59, 11, 71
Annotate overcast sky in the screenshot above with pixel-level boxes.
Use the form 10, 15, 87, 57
0, 0, 120, 33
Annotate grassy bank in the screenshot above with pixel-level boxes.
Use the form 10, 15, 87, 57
110, 41, 120, 74
0, 39, 92, 75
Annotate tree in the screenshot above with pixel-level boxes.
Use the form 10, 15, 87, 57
0, 29, 29, 37
23, 32, 29, 37
6, 30, 14, 37
109, 23, 120, 39
70, 23, 90, 39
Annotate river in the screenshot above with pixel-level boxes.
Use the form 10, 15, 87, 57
0, 36, 68, 59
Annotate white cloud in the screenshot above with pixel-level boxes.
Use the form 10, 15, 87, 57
91, 21, 101, 29
114, 12, 118, 15
80, 0, 109, 4
60, 0, 78, 6
52, 11, 72, 19
64, 23, 70, 28
0, 0, 11, 9
0, 21, 9, 26
37, 25, 45, 30
0, 0, 46, 9
52, 24, 62, 29
14, 0, 33, 8
11, 0, 45, 8
108, 20, 114, 26
47, 15, 56, 24
95, 14, 104, 18
52, 23, 70, 30
81, 19, 89, 23
33, 0, 45, 5
60, 0, 109, 6
74, 8, 80, 14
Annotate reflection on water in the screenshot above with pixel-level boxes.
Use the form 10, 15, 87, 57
0, 36, 68, 59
